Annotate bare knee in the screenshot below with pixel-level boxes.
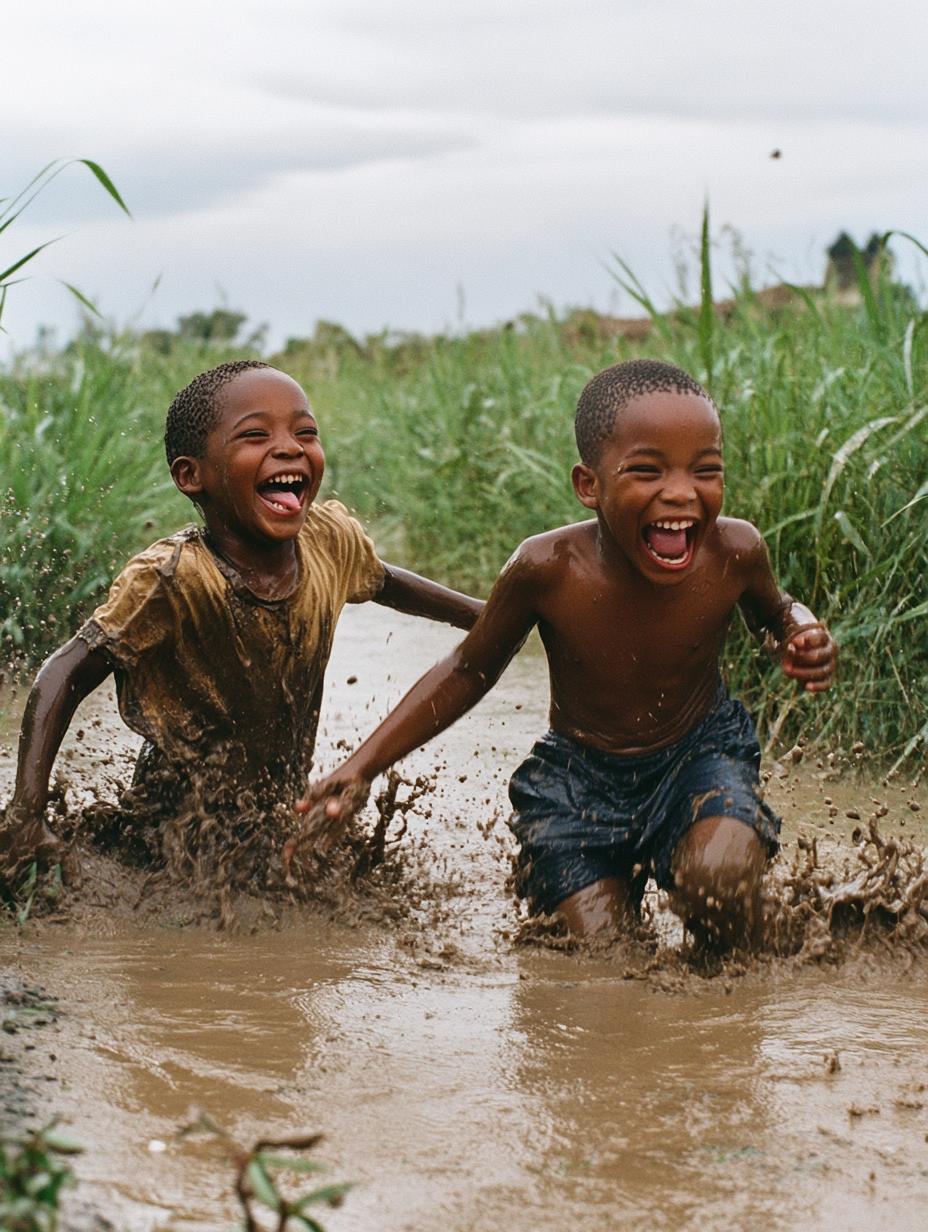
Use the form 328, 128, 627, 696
554, 877, 637, 940
670, 816, 766, 945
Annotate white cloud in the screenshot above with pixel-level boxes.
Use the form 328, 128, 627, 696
2, 0, 926, 348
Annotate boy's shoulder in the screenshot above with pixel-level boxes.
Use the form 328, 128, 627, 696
300, 499, 366, 543
516, 519, 596, 559
712, 515, 768, 564
117, 527, 204, 579
501, 520, 599, 586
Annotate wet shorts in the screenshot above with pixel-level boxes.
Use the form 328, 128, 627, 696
508, 681, 781, 916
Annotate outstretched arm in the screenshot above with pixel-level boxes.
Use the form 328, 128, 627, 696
298, 553, 538, 846
0, 637, 112, 875
375, 563, 485, 629
738, 536, 836, 692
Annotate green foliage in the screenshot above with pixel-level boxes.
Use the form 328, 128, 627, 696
0, 1121, 84, 1232
698, 201, 714, 388
180, 1114, 354, 1232
0, 334, 193, 663
1, 160, 129, 327
1, 226, 928, 758
278, 239, 928, 759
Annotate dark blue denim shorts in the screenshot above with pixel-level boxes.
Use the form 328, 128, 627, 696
508, 682, 781, 916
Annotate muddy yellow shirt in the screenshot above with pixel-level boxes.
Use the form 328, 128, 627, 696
78, 500, 384, 799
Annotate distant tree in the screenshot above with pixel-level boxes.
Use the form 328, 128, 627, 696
826, 231, 891, 291
176, 308, 248, 343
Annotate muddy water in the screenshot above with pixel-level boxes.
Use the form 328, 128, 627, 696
2, 604, 928, 1231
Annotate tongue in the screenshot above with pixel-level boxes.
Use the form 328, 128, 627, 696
264, 489, 301, 512
647, 526, 687, 558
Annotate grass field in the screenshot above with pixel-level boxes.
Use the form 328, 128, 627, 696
1, 238, 927, 761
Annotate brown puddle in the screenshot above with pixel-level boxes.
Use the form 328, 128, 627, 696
2, 604, 928, 1230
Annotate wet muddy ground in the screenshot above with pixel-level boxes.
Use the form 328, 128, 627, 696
2, 604, 928, 1230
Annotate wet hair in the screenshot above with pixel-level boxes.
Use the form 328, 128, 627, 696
574, 359, 713, 464
164, 360, 271, 466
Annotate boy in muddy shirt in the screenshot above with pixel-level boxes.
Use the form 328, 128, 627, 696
300, 359, 836, 947
0, 361, 483, 885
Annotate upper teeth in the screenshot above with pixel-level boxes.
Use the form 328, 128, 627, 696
652, 520, 695, 530
271, 474, 302, 484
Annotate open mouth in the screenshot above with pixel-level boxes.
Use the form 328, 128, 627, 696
256, 472, 309, 516
641, 518, 697, 569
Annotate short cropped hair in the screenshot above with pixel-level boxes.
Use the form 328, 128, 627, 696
574, 359, 712, 464
164, 360, 271, 465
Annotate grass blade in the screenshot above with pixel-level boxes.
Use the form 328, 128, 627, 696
0, 240, 60, 284
849, 236, 883, 338
606, 252, 674, 345
76, 160, 132, 217
698, 201, 714, 387
61, 282, 103, 318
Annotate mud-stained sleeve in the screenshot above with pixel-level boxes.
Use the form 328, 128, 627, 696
321, 500, 386, 604
76, 547, 177, 670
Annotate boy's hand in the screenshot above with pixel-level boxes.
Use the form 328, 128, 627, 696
283, 776, 371, 881
780, 623, 837, 692
0, 807, 68, 886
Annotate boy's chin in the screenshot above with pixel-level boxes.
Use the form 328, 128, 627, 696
246, 512, 307, 543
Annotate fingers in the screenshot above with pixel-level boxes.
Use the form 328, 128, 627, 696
783, 626, 837, 692
295, 774, 354, 815
0, 822, 63, 881
286, 779, 371, 881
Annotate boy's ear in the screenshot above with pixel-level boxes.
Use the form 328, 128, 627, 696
571, 462, 600, 510
170, 456, 205, 497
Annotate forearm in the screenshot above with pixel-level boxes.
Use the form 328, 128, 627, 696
11, 638, 111, 816
742, 590, 836, 692
760, 597, 820, 654
375, 564, 485, 630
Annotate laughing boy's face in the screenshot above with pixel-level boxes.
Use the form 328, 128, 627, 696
577, 389, 724, 584
174, 368, 325, 546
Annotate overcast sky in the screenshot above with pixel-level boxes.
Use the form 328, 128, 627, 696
3, 0, 927, 350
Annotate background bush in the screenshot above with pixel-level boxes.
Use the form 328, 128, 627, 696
2, 252, 927, 760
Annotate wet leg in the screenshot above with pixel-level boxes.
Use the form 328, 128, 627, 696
554, 877, 637, 940
670, 816, 766, 951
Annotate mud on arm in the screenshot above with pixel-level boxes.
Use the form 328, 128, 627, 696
0, 636, 112, 874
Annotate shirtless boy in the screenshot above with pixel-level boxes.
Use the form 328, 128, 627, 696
301, 359, 836, 947
0, 360, 482, 883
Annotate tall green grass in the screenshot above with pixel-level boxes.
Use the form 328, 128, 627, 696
281, 232, 928, 760
1, 230, 927, 759
0, 330, 256, 667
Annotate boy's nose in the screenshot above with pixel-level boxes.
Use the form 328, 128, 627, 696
272, 435, 304, 455
663, 472, 697, 503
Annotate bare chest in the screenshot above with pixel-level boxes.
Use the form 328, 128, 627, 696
538, 563, 743, 682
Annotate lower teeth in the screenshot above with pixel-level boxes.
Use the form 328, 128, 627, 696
647, 544, 685, 563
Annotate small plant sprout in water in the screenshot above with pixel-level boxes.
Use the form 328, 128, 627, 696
178, 1113, 355, 1232
0, 1119, 85, 1232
